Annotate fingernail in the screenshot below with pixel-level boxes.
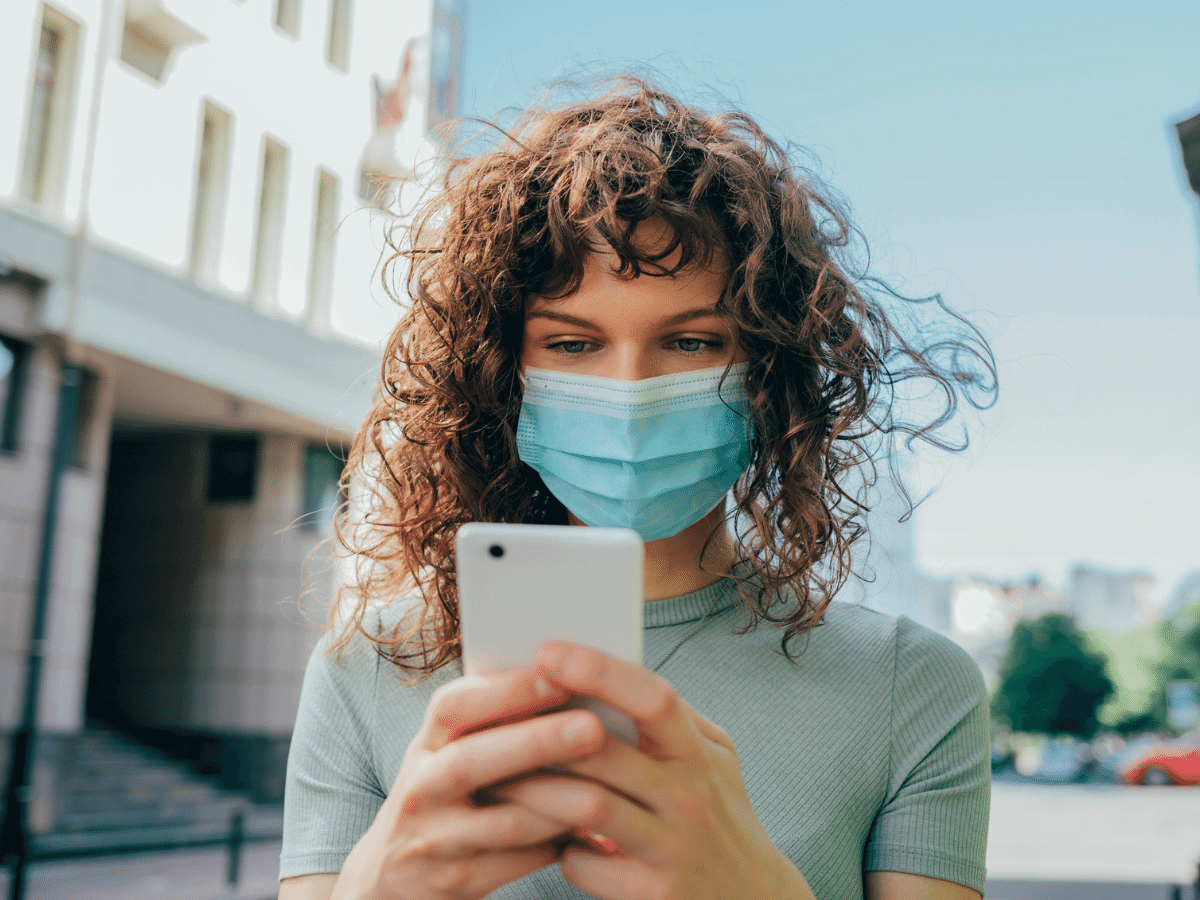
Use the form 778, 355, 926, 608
573, 828, 618, 855
562, 716, 593, 747
591, 833, 619, 855
539, 643, 567, 672
534, 677, 555, 700
560, 651, 581, 679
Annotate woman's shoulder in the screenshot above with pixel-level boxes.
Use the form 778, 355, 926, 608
303, 595, 451, 700
818, 601, 986, 697
296, 597, 458, 773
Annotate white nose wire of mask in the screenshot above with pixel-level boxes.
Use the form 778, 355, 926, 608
522, 363, 748, 405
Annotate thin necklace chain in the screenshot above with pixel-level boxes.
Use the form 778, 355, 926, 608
650, 591, 725, 672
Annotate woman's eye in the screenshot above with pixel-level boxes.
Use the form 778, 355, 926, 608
550, 340, 589, 354
675, 337, 714, 353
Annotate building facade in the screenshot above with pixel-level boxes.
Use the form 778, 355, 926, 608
0, 0, 459, 801
1066, 564, 1158, 634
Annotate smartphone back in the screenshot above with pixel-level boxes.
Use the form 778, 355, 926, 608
456, 524, 643, 741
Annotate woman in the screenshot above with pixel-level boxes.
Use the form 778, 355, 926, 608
279, 77, 996, 900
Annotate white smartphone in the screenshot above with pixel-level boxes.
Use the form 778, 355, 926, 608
455, 523, 644, 744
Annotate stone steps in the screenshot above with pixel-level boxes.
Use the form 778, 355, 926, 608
28, 726, 283, 858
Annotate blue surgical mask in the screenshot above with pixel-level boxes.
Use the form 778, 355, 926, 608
516, 364, 752, 541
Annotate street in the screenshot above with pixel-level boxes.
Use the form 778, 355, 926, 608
1, 782, 1197, 899
0, 840, 281, 900
987, 782, 1200, 886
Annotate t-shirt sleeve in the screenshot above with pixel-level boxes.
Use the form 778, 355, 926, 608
279, 627, 388, 880
862, 616, 991, 895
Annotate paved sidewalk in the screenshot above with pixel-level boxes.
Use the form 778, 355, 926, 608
987, 783, 1200, 885
2, 782, 1197, 899
0, 841, 282, 900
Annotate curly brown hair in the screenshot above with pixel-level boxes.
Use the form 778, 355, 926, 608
334, 76, 996, 673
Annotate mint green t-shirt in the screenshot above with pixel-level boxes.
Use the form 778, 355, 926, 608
281, 577, 990, 898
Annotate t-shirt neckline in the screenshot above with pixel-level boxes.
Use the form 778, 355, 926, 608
642, 571, 743, 628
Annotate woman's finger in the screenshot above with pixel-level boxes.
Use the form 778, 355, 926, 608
552, 733, 665, 812
417, 670, 572, 750
559, 844, 659, 900
419, 708, 606, 804
425, 845, 565, 899
680, 698, 735, 750
536, 642, 698, 757
412, 803, 576, 855
495, 772, 661, 858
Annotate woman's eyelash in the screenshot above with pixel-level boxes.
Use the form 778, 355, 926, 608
544, 337, 725, 355
547, 340, 590, 354
675, 337, 723, 353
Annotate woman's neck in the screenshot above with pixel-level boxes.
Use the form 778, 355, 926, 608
568, 506, 737, 601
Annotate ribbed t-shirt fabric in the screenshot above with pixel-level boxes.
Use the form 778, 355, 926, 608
280, 576, 990, 898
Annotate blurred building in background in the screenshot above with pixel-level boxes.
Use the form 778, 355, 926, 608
916, 565, 1167, 690
1164, 570, 1200, 621
914, 576, 1009, 686
0, 0, 461, 832
1066, 564, 1157, 633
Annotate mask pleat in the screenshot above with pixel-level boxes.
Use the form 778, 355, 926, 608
516, 364, 753, 542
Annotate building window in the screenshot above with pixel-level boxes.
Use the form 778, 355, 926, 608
306, 168, 339, 328
251, 137, 289, 308
275, 0, 301, 37
119, 3, 204, 81
190, 102, 233, 280
208, 435, 259, 503
302, 445, 344, 531
326, 0, 352, 71
0, 335, 32, 455
70, 368, 100, 469
120, 16, 171, 80
20, 5, 80, 210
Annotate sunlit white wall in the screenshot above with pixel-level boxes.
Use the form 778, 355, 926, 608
0, 0, 435, 347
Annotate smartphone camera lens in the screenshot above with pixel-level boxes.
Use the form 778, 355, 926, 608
488, 544, 504, 558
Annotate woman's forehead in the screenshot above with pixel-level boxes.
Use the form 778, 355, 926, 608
561, 215, 723, 271
525, 253, 729, 322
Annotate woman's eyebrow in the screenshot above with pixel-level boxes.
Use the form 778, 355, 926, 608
658, 307, 724, 327
524, 310, 595, 328
524, 307, 723, 328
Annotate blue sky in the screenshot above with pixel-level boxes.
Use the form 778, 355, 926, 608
458, 1, 1200, 602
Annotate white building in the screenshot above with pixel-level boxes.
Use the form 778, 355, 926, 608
0, 0, 460, 802
1066, 564, 1158, 634
1164, 569, 1200, 622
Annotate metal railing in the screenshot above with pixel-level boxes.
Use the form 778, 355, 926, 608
8, 807, 279, 896
1172, 867, 1200, 900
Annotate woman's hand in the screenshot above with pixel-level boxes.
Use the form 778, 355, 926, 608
330, 668, 607, 900
497, 642, 819, 900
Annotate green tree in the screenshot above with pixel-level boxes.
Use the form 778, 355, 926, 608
1150, 606, 1200, 733
993, 614, 1114, 738
1162, 609, 1200, 682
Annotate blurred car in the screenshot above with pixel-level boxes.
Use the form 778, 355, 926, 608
1119, 732, 1200, 786
1089, 731, 1127, 779
1034, 736, 1093, 783
990, 729, 1015, 773
1013, 735, 1093, 783
990, 743, 1014, 773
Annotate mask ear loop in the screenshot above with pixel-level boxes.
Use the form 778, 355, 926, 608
515, 366, 555, 524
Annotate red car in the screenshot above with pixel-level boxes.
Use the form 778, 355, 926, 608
1120, 735, 1200, 786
